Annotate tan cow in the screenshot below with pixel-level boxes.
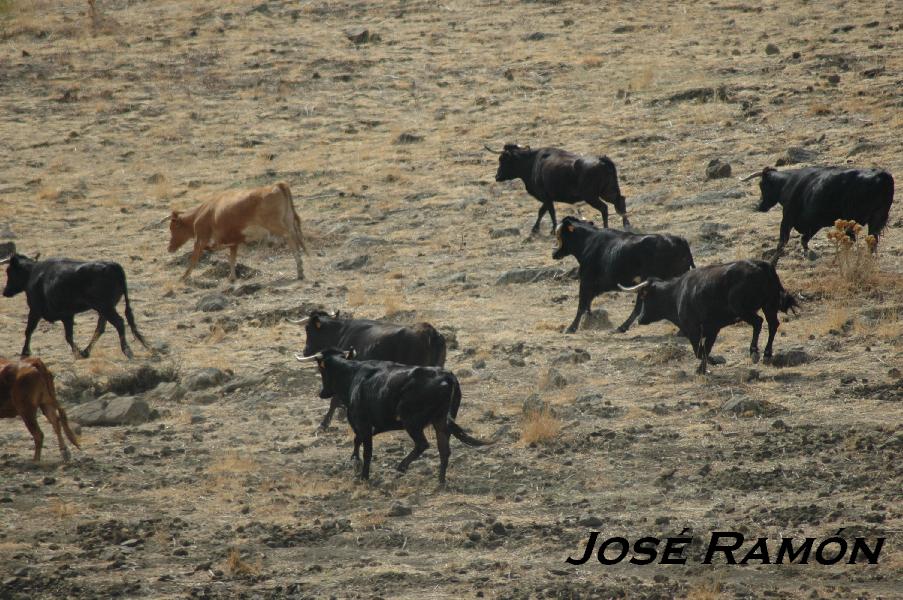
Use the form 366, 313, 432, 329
0, 357, 80, 462
168, 182, 308, 281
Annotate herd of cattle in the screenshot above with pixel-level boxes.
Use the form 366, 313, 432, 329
0, 143, 896, 484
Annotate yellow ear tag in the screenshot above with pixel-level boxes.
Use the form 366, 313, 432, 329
567, 224, 575, 232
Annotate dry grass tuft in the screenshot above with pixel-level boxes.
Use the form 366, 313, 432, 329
224, 547, 261, 577
520, 408, 561, 445
580, 55, 604, 68
47, 499, 79, 519
685, 579, 723, 600
826, 219, 878, 291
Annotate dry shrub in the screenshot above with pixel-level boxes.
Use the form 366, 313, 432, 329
821, 303, 852, 335
37, 186, 61, 202
520, 408, 561, 445
826, 219, 878, 291
580, 55, 604, 68
48, 500, 79, 519
810, 102, 832, 116
646, 341, 688, 364
685, 579, 723, 600
224, 547, 261, 577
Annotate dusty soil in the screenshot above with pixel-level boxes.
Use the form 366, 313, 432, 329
1, 1, 902, 598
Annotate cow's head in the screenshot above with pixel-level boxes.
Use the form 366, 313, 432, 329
487, 143, 531, 182
167, 211, 194, 253
2, 254, 36, 298
742, 167, 781, 212
619, 279, 666, 326
295, 347, 355, 399
294, 310, 343, 357
553, 216, 594, 260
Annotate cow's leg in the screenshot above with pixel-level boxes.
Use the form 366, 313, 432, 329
21, 310, 41, 357
396, 426, 429, 473
21, 409, 44, 462
547, 202, 558, 234
40, 404, 70, 462
227, 245, 238, 282
697, 328, 719, 375
81, 315, 107, 358
284, 231, 305, 280
351, 435, 362, 465
565, 281, 593, 333
741, 313, 764, 363
615, 297, 641, 333
582, 197, 609, 229
770, 218, 792, 262
61, 316, 84, 360
319, 397, 340, 430
360, 432, 373, 480
762, 309, 780, 363
532, 203, 548, 234
433, 418, 451, 487
103, 308, 134, 359
181, 240, 205, 281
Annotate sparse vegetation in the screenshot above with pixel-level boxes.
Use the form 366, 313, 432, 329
827, 219, 878, 290
520, 407, 561, 445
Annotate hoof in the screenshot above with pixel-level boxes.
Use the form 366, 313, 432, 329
564, 326, 577, 334
750, 350, 760, 364
763, 354, 773, 365
806, 250, 818, 261
395, 463, 408, 473
613, 327, 627, 334
61, 449, 71, 462
695, 366, 708, 375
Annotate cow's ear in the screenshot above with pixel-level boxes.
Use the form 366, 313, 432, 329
567, 224, 575, 233
310, 314, 321, 329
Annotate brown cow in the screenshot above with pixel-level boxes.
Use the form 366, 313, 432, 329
168, 182, 308, 281
0, 357, 80, 461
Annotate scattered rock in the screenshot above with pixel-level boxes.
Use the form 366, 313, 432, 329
552, 348, 590, 365
68, 396, 154, 426
768, 348, 811, 368
107, 365, 178, 396
336, 254, 369, 270
196, 293, 229, 312
489, 227, 520, 239
580, 309, 611, 331
540, 368, 567, 391
522, 394, 553, 416
387, 502, 412, 517
231, 283, 263, 297
495, 267, 570, 285
183, 368, 231, 391
705, 159, 732, 179
825, 74, 840, 85
522, 31, 547, 41
741, 369, 760, 382
776, 147, 817, 166
191, 393, 219, 406
577, 515, 604, 527
394, 132, 423, 144
345, 27, 379, 44
764, 43, 780, 55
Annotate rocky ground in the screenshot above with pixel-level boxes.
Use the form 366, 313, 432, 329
0, 0, 901, 598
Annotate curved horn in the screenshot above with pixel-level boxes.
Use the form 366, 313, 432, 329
0, 256, 11, 265
618, 281, 650, 292
329, 310, 339, 318
157, 214, 171, 225
295, 352, 322, 362
739, 170, 764, 182
287, 317, 310, 325
483, 144, 501, 154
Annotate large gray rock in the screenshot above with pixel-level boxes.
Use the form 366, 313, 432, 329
68, 395, 153, 426
183, 368, 231, 391
196, 293, 229, 312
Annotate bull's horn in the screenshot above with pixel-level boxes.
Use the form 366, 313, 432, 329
295, 352, 322, 362
0, 256, 11, 264
330, 310, 339, 318
618, 281, 650, 292
483, 144, 501, 154
157, 214, 171, 224
287, 317, 310, 325
739, 170, 764, 182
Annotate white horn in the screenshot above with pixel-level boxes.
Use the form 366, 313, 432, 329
287, 317, 310, 325
618, 281, 650, 292
0, 256, 11, 265
739, 170, 764, 182
295, 352, 322, 362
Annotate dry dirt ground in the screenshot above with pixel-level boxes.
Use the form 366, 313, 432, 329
1, 1, 902, 598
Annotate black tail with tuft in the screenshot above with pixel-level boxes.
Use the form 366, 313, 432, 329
117, 266, 150, 348
448, 419, 493, 447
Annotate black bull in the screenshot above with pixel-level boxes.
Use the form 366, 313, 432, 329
619, 259, 799, 374
488, 144, 630, 233
2, 254, 150, 359
552, 216, 695, 333
743, 165, 894, 261
296, 349, 490, 485
293, 310, 447, 429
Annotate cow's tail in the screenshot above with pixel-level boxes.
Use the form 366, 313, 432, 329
118, 266, 150, 349
279, 182, 308, 254
448, 419, 493, 447
31, 359, 80, 449
428, 325, 448, 368
871, 171, 894, 239
766, 262, 799, 315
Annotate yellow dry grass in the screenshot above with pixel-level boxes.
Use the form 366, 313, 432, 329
520, 408, 561, 445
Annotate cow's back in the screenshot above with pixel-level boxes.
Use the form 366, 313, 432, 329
31, 260, 124, 318
794, 168, 892, 225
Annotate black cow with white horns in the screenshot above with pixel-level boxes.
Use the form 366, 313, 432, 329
618, 260, 799, 374
486, 143, 630, 234
741, 166, 894, 262
290, 310, 447, 429
2, 254, 150, 359
552, 216, 695, 333
296, 349, 491, 486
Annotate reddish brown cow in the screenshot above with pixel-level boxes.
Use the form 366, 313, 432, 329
0, 357, 80, 461
168, 182, 308, 281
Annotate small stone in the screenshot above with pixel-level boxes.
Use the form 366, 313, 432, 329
336, 254, 369, 271
68, 396, 153, 426
765, 43, 780, 55
490, 522, 507, 535
183, 368, 230, 391
705, 158, 732, 179
42, 476, 56, 485
196, 293, 229, 312
768, 348, 810, 368
580, 309, 611, 331
345, 27, 379, 44
121, 539, 140, 547
387, 502, 412, 517
771, 419, 786, 429
540, 368, 567, 390
394, 132, 423, 144
577, 515, 603, 527
489, 227, 519, 239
